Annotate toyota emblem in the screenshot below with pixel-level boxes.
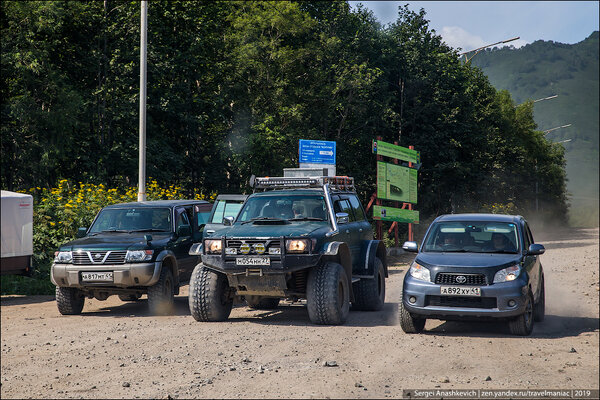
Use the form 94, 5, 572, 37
455, 275, 467, 284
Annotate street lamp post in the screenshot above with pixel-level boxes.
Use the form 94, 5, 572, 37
138, 1, 148, 202
533, 95, 558, 103
460, 36, 520, 62
543, 124, 571, 135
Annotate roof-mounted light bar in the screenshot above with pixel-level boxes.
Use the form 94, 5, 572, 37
252, 175, 355, 191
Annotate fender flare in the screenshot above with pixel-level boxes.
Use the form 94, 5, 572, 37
153, 250, 179, 285
356, 240, 388, 278
322, 241, 355, 302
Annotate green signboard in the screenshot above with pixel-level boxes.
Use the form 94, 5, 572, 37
372, 205, 419, 224
377, 161, 418, 204
372, 140, 420, 164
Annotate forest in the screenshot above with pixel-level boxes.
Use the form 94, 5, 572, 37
1, 1, 569, 223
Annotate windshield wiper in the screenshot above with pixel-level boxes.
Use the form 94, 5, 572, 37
485, 249, 518, 254
241, 217, 287, 225
288, 217, 325, 222
100, 229, 129, 233
129, 228, 169, 232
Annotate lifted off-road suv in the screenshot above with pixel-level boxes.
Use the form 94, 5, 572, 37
187, 173, 387, 325
51, 200, 212, 315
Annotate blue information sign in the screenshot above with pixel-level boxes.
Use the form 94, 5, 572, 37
299, 140, 336, 165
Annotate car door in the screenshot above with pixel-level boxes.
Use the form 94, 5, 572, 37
173, 207, 195, 283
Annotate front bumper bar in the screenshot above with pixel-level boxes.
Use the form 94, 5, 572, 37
402, 275, 529, 319
201, 254, 322, 275
51, 262, 161, 288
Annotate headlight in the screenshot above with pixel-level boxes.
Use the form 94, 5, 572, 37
205, 239, 222, 254
493, 265, 521, 283
286, 239, 310, 254
125, 250, 153, 262
409, 262, 430, 282
54, 251, 72, 263
189, 243, 203, 255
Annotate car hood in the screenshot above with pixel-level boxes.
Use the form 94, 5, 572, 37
416, 252, 522, 268
211, 221, 329, 238
59, 232, 172, 251
416, 252, 523, 283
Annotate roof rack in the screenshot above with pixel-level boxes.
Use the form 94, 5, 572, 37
252, 176, 355, 192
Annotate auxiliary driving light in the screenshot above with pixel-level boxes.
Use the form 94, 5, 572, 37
239, 243, 251, 255
409, 296, 417, 304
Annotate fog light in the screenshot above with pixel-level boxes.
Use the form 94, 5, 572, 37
409, 296, 417, 304
508, 299, 516, 307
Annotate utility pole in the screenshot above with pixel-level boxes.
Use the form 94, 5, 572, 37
138, 1, 147, 201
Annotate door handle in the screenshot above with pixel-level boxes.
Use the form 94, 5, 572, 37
206, 230, 215, 235
359, 228, 363, 232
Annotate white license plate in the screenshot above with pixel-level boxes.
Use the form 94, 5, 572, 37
235, 257, 270, 266
81, 272, 114, 282
440, 286, 481, 296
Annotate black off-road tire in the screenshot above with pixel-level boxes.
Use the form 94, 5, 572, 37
398, 298, 426, 333
246, 296, 280, 310
147, 267, 175, 315
534, 275, 545, 322
56, 287, 85, 315
352, 257, 385, 311
118, 294, 141, 302
306, 262, 350, 325
509, 290, 534, 336
188, 264, 233, 322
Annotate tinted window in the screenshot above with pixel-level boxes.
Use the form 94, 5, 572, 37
348, 195, 366, 221
334, 199, 354, 221
524, 223, 534, 249
177, 209, 190, 228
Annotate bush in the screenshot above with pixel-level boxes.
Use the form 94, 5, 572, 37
1, 180, 214, 295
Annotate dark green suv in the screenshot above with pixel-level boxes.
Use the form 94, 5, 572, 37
188, 175, 387, 325
51, 200, 212, 315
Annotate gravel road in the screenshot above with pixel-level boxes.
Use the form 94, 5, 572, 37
1, 228, 598, 399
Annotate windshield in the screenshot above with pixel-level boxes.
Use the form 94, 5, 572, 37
89, 207, 172, 233
237, 195, 329, 223
423, 221, 520, 253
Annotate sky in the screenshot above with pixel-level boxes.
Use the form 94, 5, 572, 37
348, 1, 600, 52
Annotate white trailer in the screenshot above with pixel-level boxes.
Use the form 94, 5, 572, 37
1, 190, 34, 276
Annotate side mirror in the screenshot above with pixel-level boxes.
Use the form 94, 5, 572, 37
223, 216, 234, 226
527, 243, 545, 255
177, 224, 192, 237
76, 227, 87, 238
402, 241, 418, 253
336, 212, 349, 224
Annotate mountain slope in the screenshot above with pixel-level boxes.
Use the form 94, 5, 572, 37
472, 32, 599, 226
